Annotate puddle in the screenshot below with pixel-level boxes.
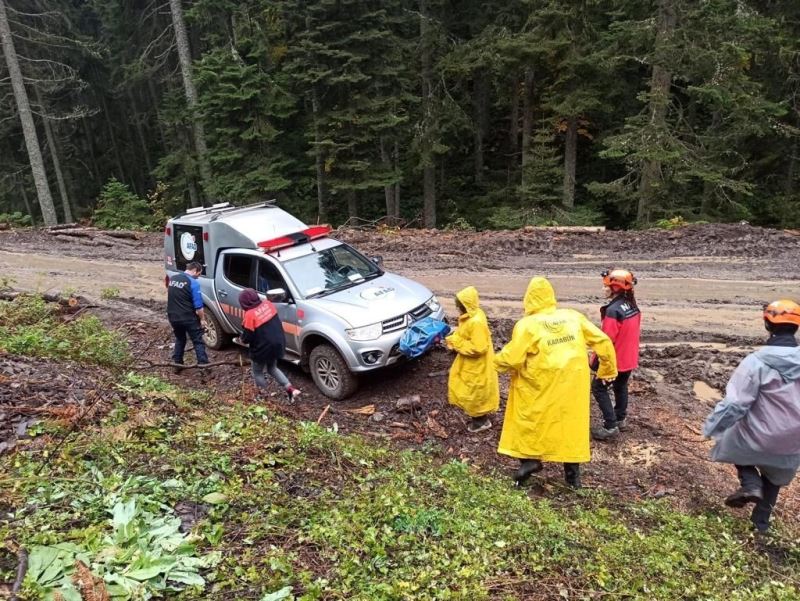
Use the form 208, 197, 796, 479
693, 381, 722, 404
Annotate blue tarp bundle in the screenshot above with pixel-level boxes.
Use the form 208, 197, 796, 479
398, 317, 451, 358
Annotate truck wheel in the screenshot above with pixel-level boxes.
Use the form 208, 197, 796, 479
309, 344, 359, 400
203, 310, 229, 350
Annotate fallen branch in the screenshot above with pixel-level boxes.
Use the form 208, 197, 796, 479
0, 291, 85, 307
6, 540, 28, 601
316, 404, 331, 425
103, 230, 142, 240
132, 359, 248, 370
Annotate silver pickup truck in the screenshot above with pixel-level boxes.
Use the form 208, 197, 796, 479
164, 201, 444, 399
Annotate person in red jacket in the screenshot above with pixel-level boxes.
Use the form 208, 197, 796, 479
239, 289, 301, 403
591, 269, 641, 440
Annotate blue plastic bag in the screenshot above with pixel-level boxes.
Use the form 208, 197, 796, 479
398, 316, 451, 359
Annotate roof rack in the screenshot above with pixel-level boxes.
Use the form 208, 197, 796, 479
176, 199, 277, 220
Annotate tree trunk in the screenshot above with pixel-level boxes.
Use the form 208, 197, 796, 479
473, 70, 487, 185
521, 68, 535, 186
393, 140, 400, 220
380, 137, 396, 221
81, 116, 101, 182
36, 87, 73, 223
509, 75, 519, 156
127, 86, 154, 183
562, 116, 577, 209
785, 135, 798, 196
346, 189, 358, 219
187, 178, 200, 208
99, 93, 127, 183
0, 0, 58, 225
420, 0, 436, 228
148, 78, 168, 149
19, 176, 36, 225
637, 0, 676, 224
170, 0, 212, 195
311, 88, 328, 222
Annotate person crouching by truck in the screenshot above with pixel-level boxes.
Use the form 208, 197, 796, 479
238, 289, 302, 403
703, 299, 800, 533
445, 286, 499, 433
591, 269, 641, 440
167, 261, 209, 367
495, 277, 617, 488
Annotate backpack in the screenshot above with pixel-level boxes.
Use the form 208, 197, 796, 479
399, 317, 451, 359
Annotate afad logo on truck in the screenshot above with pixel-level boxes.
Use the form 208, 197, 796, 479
180, 232, 198, 260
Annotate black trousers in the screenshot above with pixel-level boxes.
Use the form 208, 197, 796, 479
736, 465, 782, 532
592, 370, 632, 429
171, 319, 209, 364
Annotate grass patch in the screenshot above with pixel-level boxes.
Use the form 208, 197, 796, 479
2, 394, 798, 600
0, 295, 129, 367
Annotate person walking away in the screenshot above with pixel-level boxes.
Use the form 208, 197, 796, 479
703, 299, 800, 533
445, 286, 499, 433
167, 261, 209, 367
239, 289, 301, 403
591, 269, 642, 440
495, 277, 617, 488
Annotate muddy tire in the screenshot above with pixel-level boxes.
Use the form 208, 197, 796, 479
203, 309, 229, 350
309, 344, 359, 400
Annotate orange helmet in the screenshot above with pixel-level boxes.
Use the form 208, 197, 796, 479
602, 268, 637, 292
763, 299, 800, 327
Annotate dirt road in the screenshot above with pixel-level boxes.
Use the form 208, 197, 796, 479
1, 249, 795, 340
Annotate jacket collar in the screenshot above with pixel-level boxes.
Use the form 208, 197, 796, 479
766, 332, 798, 348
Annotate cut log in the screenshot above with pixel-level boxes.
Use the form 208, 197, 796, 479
103, 230, 142, 240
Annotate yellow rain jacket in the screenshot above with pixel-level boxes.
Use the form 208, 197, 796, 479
495, 277, 617, 463
446, 287, 500, 417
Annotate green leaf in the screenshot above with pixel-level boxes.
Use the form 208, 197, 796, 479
260, 586, 294, 601
202, 492, 228, 505
167, 570, 206, 586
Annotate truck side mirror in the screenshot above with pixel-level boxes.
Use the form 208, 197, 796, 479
266, 288, 288, 302
370, 255, 384, 267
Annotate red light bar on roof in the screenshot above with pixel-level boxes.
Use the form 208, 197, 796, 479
258, 225, 332, 252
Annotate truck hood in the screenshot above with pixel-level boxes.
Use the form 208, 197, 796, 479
307, 272, 433, 327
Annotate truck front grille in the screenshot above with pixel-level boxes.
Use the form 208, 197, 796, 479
381, 303, 432, 334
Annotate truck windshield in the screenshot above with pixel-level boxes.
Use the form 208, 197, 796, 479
283, 244, 382, 298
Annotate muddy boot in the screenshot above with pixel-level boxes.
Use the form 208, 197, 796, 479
616, 417, 628, 432
591, 425, 619, 441
724, 486, 763, 508
467, 415, 492, 433
564, 463, 582, 489
514, 459, 543, 484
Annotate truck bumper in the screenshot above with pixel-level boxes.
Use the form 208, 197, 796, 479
345, 307, 446, 372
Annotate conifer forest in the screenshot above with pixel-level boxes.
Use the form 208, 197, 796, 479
1, 0, 799, 229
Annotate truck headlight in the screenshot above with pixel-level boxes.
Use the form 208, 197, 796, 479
346, 322, 383, 341
426, 295, 441, 313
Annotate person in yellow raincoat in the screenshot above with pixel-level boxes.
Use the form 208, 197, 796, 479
445, 286, 500, 433
495, 277, 617, 488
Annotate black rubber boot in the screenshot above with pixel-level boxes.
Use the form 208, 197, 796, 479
724, 486, 764, 508
564, 463, 582, 489
514, 459, 543, 484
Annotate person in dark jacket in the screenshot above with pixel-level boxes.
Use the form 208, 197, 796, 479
703, 299, 800, 533
239, 289, 301, 403
591, 268, 641, 440
167, 261, 209, 366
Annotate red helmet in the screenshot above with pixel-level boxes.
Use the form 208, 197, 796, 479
602, 268, 637, 292
763, 299, 800, 327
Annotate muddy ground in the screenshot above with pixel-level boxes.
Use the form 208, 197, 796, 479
1, 223, 799, 534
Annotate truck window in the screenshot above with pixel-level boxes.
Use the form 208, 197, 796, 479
224, 254, 254, 288
257, 260, 289, 295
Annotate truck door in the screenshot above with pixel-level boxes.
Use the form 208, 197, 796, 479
257, 258, 300, 357
215, 251, 255, 331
